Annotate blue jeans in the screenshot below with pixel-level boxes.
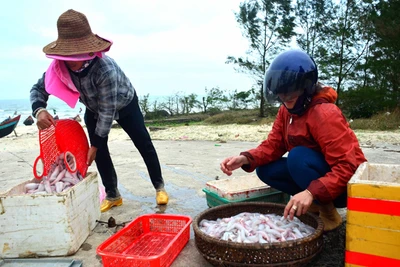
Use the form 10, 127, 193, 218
85, 93, 164, 198
256, 146, 347, 208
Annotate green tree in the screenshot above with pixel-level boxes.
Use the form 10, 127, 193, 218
159, 96, 177, 116
173, 92, 182, 115
180, 93, 201, 114
202, 87, 228, 113
138, 93, 150, 115
295, 0, 335, 77
227, 0, 296, 117
227, 89, 255, 110
351, 1, 376, 91
152, 99, 158, 113
364, 0, 400, 107
318, 0, 368, 106
341, 86, 397, 118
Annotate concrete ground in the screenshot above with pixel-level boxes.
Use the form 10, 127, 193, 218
1, 139, 400, 266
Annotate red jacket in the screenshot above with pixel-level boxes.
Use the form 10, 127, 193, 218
240, 87, 367, 203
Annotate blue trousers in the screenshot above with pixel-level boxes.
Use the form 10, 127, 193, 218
256, 146, 347, 208
84, 93, 164, 198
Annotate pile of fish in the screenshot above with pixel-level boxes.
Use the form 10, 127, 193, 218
25, 152, 84, 195
199, 212, 315, 243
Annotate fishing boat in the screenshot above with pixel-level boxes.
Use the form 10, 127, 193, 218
0, 115, 21, 138
23, 115, 34, 126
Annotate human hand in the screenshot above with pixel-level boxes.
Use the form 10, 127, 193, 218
86, 146, 98, 166
220, 155, 249, 176
283, 190, 314, 220
36, 109, 55, 130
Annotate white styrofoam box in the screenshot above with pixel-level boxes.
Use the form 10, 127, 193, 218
206, 174, 276, 201
0, 172, 100, 258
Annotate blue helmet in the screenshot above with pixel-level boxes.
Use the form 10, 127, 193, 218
264, 50, 318, 104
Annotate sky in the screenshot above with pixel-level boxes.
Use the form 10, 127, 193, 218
0, 0, 257, 100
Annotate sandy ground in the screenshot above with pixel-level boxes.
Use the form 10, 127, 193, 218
1, 122, 400, 266
147, 124, 400, 145
4, 122, 400, 149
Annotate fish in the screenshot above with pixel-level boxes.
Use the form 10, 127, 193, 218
55, 182, 64, 193
50, 169, 67, 185
25, 152, 84, 195
199, 212, 315, 243
25, 183, 39, 191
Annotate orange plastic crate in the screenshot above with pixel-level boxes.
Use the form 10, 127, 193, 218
97, 214, 192, 267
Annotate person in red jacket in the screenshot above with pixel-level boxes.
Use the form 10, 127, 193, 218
220, 50, 367, 231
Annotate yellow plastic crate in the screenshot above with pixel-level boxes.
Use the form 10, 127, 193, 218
345, 163, 400, 267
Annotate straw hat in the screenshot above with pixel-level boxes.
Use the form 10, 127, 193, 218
43, 9, 111, 56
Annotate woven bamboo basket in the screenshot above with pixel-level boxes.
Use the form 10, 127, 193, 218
193, 202, 324, 267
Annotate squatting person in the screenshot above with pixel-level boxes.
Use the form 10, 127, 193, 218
220, 49, 367, 231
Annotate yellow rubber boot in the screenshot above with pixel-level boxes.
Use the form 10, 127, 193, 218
319, 202, 342, 232
156, 189, 169, 205
100, 198, 123, 213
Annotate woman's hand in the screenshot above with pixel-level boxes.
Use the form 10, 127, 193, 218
220, 155, 249, 175
87, 146, 98, 166
36, 110, 55, 130
284, 190, 314, 220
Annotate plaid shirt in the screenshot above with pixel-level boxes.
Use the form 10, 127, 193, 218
30, 56, 135, 143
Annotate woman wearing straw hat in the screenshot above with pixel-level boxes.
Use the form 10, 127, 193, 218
30, 9, 169, 212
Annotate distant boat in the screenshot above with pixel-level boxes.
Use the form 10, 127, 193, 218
72, 114, 81, 122
0, 115, 21, 138
23, 115, 35, 126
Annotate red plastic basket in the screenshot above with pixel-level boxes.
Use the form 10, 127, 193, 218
33, 119, 89, 179
97, 214, 192, 267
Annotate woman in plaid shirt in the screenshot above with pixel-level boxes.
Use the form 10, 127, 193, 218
30, 9, 169, 212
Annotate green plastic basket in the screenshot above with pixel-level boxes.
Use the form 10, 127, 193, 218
203, 188, 290, 208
